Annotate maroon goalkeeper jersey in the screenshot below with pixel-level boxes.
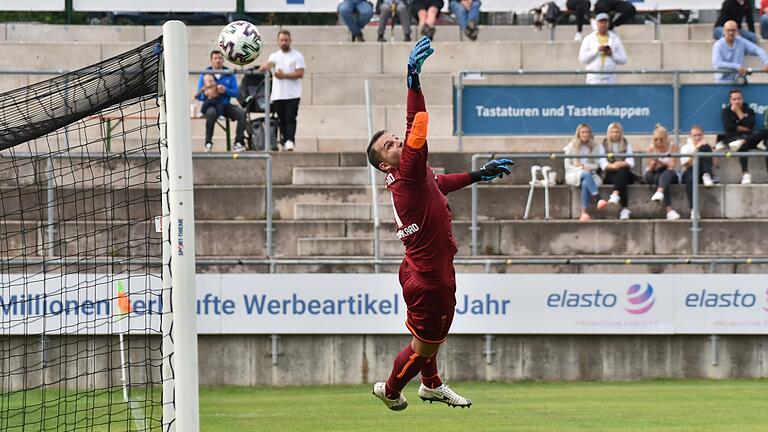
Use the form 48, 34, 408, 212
385, 88, 472, 275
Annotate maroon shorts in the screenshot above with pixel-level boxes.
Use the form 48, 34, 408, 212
399, 261, 456, 344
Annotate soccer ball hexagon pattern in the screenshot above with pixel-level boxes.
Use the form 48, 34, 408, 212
218, 21, 262, 66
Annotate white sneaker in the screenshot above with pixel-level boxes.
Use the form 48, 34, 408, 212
203, 142, 213, 153
714, 141, 728, 151
758, 142, 767, 151
608, 193, 621, 205
728, 139, 743, 152
232, 142, 245, 152
283, 140, 295, 151
574, 32, 583, 42
666, 209, 681, 220
702, 173, 714, 187
619, 208, 631, 220
418, 383, 472, 408
741, 172, 752, 184
372, 382, 408, 411
650, 191, 664, 202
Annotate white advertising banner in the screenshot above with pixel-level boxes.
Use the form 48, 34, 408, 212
512, 1, 723, 13
73, 0, 236, 13
2, 0, 64, 11
2, 274, 768, 335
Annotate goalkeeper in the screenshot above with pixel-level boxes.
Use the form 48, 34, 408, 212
366, 36, 513, 411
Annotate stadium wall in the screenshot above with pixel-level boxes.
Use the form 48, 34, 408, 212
4, 335, 766, 390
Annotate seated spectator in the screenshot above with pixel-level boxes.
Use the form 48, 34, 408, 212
599, 122, 636, 220
578, 13, 628, 84
722, 88, 768, 184
645, 124, 681, 221
712, 20, 768, 83
413, 0, 443, 40
449, 0, 480, 41
594, 0, 636, 30
564, 123, 608, 221
681, 125, 715, 219
567, 0, 592, 42
339, 0, 374, 42
195, 50, 247, 153
761, 0, 768, 40
377, 0, 412, 42
714, 0, 757, 43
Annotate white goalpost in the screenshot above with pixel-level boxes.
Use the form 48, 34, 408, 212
161, 20, 201, 432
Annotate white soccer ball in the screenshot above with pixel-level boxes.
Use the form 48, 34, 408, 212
218, 21, 262, 66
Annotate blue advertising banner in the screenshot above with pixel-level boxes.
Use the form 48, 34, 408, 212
679, 84, 768, 133
455, 85, 674, 135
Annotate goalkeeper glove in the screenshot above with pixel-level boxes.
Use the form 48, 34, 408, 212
407, 36, 434, 89
470, 159, 514, 182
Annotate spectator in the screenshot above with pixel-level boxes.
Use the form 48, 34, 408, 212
712, 20, 768, 83
761, 0, 768, 39
578, 13, 628, 84
599, 122, 636, 220
681, 125, 715, 218
377, 0, 412, 42
413, 0, 443, 40
567, 0, 592, 42
722, 88, 768, 184
339, 0, 374, 42
195, 50, 247, 153
594, 0, 636, 30
714, 0, 757, 43
258, 30, 305, 152
564, 123, 608, 221
449, 0, 480, 41
645, 124, 681, 221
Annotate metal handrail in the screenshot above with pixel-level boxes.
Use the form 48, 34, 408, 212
470, 151, 768, 256
5, 151, 275, 257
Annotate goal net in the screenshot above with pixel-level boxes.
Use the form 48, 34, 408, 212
0, 29, 195, 431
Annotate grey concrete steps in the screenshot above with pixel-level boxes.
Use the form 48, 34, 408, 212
297, 237, 403, 256
291, 166, 445, 185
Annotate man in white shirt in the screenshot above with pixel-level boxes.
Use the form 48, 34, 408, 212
258, 30, 305, 151
578, 13, 628, 84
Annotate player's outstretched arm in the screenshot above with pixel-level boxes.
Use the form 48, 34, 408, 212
405, 37, 434, 139
436, 159, 514, 195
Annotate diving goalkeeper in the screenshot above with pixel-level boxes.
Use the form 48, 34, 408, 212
366, 36, 513, 411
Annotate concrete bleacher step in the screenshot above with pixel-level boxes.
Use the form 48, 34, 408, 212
297, 237, 403, 256
294, 203, 385, 220
291, 166, 445, 186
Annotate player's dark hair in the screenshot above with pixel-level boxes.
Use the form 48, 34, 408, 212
278, 29, 292, 39
729, 88, 743, 97
367, 129, 388, 172
210, 50, 222, 58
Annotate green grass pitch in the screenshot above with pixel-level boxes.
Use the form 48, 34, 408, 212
3, 379, 767, 431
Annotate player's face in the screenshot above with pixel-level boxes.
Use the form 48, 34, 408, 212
211, 53, 224, 69
278, 34, 291, 51
374, 132, 403, 172
730, 92, 743, 109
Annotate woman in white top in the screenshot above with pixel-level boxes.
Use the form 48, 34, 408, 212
564, 123, 608, 221
644, 124, 681, 220
681, 125, 716, 218
600, 122, 636, 220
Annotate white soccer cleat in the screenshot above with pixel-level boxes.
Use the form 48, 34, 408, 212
418, 383, 472, 408
702, 173, 714, 187
650, 191, 664, 202
372, 382, 408, 411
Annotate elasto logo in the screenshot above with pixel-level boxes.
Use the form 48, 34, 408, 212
763, 288, 768, 313
624, 283, 655, 315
